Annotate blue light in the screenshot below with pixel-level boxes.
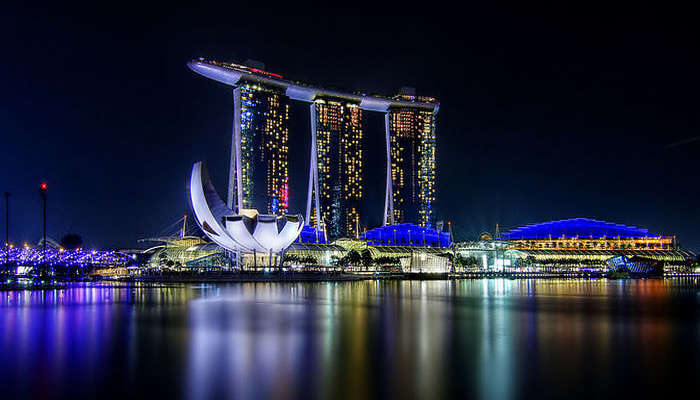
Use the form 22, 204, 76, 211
503, 218, 659, 240
0, 247, 130, 268
362, 223, 451, 247
297, 225, 328, 244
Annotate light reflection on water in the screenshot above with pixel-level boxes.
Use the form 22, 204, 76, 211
0, 279, 699, 399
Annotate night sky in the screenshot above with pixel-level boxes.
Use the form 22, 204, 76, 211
1, 6, 698, 251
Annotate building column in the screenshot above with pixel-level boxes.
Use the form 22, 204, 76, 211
306, 102, 322, 231
228, 87, 243, 213
227, 89, 237, 210
383, 112, 394, 225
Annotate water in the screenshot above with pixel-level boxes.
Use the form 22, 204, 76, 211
1, 279, 699, 400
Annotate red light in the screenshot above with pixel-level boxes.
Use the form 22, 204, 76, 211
41, 183, 47, 190
248, 67, 283, 79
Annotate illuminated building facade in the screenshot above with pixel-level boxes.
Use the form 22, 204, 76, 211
297, 225, 328, 244
189, 162, 303, 262
309, 98, 363, 240
238, 84, 290, 215
500, 218, 691, 272
388, 90, 438, 227
454, 218, 694, 273
363, 223, 451, 247
188, 59, 440, 237
502, 217, 675, 249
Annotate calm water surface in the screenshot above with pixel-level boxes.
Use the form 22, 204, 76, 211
1, 279, 699, 400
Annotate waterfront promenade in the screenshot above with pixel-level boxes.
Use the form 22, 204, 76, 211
3, 270, 699, 290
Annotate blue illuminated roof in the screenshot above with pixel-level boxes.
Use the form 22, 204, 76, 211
363, 223, 452, 247
503, 218, 660, 240
297, 225, 329, 244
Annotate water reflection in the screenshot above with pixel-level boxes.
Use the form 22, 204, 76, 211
0, 279, 698, 399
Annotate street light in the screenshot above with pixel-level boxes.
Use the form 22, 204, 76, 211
39, 183, 47, 277
3, 192, 9, 268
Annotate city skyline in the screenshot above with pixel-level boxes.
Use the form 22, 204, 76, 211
2, 7, 699, 400
1, 8, 698, 252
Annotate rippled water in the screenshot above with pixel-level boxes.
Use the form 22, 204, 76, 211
1, 279, 699, 400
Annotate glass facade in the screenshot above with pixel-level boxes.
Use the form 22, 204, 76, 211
389, 99, 437, 227
239, 84, 290, 215
311, 98, 363, 239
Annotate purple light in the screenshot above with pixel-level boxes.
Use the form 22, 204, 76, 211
0, 247, 130, 268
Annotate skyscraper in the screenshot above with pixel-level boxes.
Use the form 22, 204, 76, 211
188, 59, 440, 235
237, 84, 290, 215
388, 89, 438, 228
309, 97, 363, 239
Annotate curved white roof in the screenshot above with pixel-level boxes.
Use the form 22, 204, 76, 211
189, 161, 303, 254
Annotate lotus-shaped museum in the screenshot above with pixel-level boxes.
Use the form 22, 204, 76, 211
189, 162, 303, 254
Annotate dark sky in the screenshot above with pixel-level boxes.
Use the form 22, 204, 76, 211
1, 5, 698, 251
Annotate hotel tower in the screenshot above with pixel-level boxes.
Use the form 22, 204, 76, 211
388, 87, 438, 228
236, 83, 290, 215
309, 98, 363, 239
188, 59, 439, 240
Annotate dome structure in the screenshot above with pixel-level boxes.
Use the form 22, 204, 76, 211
479, 232, 494, 241
502, 217, 659, 240
362, 223, 452, 247
189, 162, 303, 254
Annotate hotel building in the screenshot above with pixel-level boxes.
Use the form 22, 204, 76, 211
238, 83, 290, 215
388, 88, 438, 227
188, 59, 440, 240
311, 98, 363, 239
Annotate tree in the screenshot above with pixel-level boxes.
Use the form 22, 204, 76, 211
301, 255, 318, 265
522, 255, 536, 271
439, 252, 455, 262
376, 256, 401, 266
456, 255, 478, 270
361, 249, 373, 271
374, 256, 402, 272
60, 233, 83, 250
346, 250, 362, 268
284, 254, 300, 265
